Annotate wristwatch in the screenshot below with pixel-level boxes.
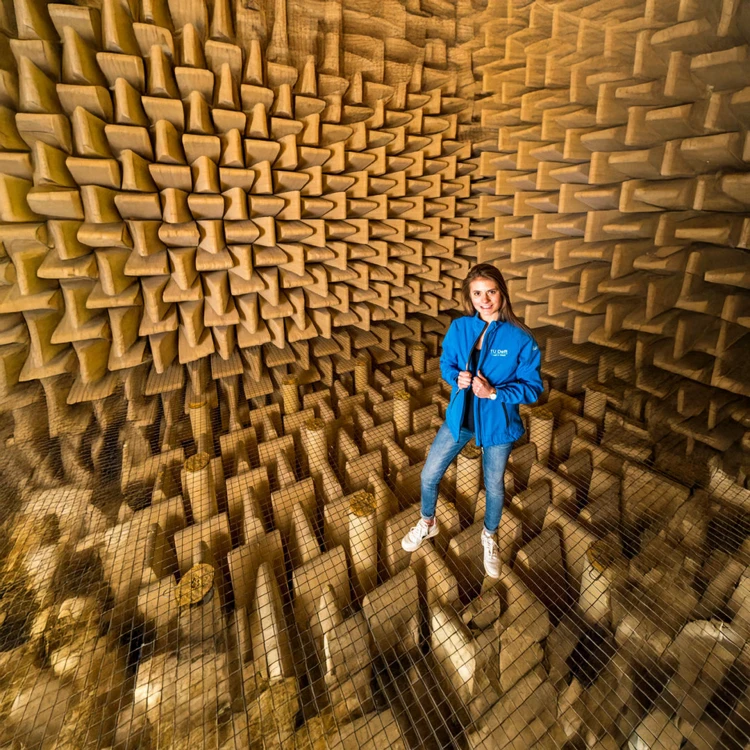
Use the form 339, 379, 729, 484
488, 388, 497, 401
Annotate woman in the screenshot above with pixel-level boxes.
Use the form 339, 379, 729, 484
401, 263, 543, 578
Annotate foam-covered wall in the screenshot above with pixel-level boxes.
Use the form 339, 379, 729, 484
0, 0, 747, 483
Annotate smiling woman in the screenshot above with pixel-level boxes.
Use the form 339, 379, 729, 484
469, 277, 503, 322
401, 263, 543, 579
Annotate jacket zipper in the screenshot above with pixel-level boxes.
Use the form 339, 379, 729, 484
476, 399, 482, 448
473, 321, 494, 448
447, 324, 486, 418
467, 321, 489, 370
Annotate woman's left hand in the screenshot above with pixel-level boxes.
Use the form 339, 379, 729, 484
472, 370, 496, 399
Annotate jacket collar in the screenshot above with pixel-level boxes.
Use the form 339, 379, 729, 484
469, 312, 503, 330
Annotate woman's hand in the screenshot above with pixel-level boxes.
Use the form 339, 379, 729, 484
457, 370, 473, 389
472, 370, 496, 399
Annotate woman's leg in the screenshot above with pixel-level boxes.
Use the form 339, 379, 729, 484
481, 442, 514, 532
420, 423, 472, 519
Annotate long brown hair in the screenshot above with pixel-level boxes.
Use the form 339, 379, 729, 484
461, 263, 533, 336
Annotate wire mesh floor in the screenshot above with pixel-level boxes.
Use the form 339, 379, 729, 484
0, 354, 748, 750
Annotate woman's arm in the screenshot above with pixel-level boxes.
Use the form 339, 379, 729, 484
492, 336, 543, 404
439, 321, 462, 386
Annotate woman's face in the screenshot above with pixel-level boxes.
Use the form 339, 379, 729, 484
469, 277, 502, 321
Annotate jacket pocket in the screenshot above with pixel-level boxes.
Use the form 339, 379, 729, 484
447, 387, 461, 418
501, 402, 509, 428
501, 402, 521, 434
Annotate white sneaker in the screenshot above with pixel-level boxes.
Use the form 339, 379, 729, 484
482, 530, 500, 578
401, 518, 439, 552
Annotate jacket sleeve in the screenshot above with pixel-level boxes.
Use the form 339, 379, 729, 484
494, 335, 543, 405
439, 320, 462, 387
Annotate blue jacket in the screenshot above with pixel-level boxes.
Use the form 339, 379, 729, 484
440, 314, 543, 447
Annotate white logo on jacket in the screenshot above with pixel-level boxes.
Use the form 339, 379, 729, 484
491, 349, 508, 356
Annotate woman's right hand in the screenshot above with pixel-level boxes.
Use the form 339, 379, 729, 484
457, 370, 473, 389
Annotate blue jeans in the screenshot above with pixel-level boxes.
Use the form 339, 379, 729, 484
421, 423, 513, 533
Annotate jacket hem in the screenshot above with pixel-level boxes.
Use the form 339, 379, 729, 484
445, 420, 523, 447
